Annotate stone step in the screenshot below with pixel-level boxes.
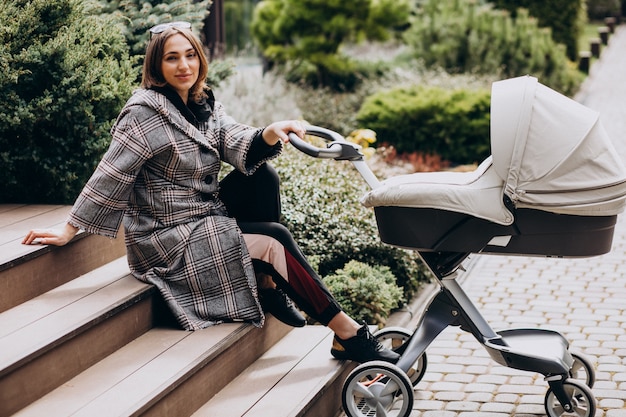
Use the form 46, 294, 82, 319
0, 204, 126, 313
13, 317, 292, 417
0, 257, 156, 416
193, 325, 356, 417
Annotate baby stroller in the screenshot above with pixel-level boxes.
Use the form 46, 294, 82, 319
288, 75, 626, 417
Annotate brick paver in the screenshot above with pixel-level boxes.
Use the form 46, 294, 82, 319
405, 25, 626, 417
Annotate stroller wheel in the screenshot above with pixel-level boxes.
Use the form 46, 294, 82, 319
342, 360, 413, 417
374, 326, 427, 386
544, 380, 596, 417
569, 351, 595, 388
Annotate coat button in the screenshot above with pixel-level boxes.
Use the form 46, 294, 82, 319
204, 175, 213, 184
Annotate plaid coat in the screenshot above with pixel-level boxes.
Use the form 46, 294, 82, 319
68, 89, 281, 330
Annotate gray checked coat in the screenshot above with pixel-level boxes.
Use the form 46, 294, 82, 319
67, 89, 280, 330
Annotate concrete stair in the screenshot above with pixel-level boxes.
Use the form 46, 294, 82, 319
0, 205, 354, 417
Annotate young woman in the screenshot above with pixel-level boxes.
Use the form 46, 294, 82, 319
22, 22, 398, 364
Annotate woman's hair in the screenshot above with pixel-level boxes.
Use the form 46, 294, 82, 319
141, 27, 209, 103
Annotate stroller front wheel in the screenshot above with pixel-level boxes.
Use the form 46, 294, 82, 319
544, 379, 596, 417
342, 360, 414, 417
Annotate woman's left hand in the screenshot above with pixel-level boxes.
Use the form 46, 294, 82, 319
262, 120, 305, 146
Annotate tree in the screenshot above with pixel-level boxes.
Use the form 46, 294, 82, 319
491, 0, 586, 61
99, 0, 212, 58
250, 0, 410, 91
0, 0, 136, 203
403, 0, 583, 95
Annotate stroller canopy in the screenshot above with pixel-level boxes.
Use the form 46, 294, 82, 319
362, 76, 626, 222
491, 75, 626, 216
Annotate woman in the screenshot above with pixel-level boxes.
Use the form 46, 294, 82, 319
22, 22, 398, 364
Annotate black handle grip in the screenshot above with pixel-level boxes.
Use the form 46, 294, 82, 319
288, 126, 363, 161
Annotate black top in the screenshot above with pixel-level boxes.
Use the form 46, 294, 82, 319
150, 86, 278, 166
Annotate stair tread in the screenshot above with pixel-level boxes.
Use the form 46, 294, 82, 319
13, 324, 249, 417
192, 325, 344, 417
0, 205, 71, 266
0, 204, 67, 230
0, 257, 149, 373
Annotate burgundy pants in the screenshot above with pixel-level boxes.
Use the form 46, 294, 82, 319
219, 164, 343, 325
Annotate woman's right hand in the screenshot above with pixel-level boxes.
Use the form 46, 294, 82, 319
22, 223, 79, 246
262, 120, 305, 146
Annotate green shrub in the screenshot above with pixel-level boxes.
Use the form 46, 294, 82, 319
0, 0, 136, 203
492, 0, 586, 61
356, 85, 491, 164
99, 0, 212, 59
323, 260, 403, 326
250, 0, 410, 91
273, 146, 430, 301
293, 64, 495, 147
403, 0, 583, 95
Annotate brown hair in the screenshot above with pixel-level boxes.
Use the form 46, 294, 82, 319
141, 27, 209, 103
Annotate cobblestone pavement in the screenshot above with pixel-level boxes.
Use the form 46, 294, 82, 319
402, 26, 626, 417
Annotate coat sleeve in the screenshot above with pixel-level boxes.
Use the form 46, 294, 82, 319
214, 102, 282, 174
67, 110, 154, 238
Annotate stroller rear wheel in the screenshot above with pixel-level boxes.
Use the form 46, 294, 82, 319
342, 360, 414, 417
544, 380, 596, 417
569, 351, 595, 388
374, 326, 428, 386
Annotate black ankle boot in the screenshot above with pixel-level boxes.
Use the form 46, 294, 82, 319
331, 323, 400, 363
259, 287, 306, 328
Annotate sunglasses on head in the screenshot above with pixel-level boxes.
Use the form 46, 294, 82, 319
149, 21, 192, 37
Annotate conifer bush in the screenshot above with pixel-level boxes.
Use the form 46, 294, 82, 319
491, 0, 586, 61
250, 0, 410, 91
403, 0, 583, 95
0, 0, 136, 203
99, 0, 212, 58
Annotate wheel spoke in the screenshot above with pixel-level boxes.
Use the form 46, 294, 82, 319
353, 381, 376, 399
380, 379, 401, 397
571, 388, 589, 417
375, 402, 390, 417
572, 405, 588, 417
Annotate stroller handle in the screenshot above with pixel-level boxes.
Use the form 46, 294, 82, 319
288, 125, 362, 160
288, 125, 381, 189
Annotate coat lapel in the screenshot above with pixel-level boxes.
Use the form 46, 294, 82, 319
128, 89, 216, 152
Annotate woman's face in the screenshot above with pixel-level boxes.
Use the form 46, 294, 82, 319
161, 33, 200, 103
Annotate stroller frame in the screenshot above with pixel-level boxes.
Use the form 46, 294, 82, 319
289, 125, 602, 417
394, 250, 583, 413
